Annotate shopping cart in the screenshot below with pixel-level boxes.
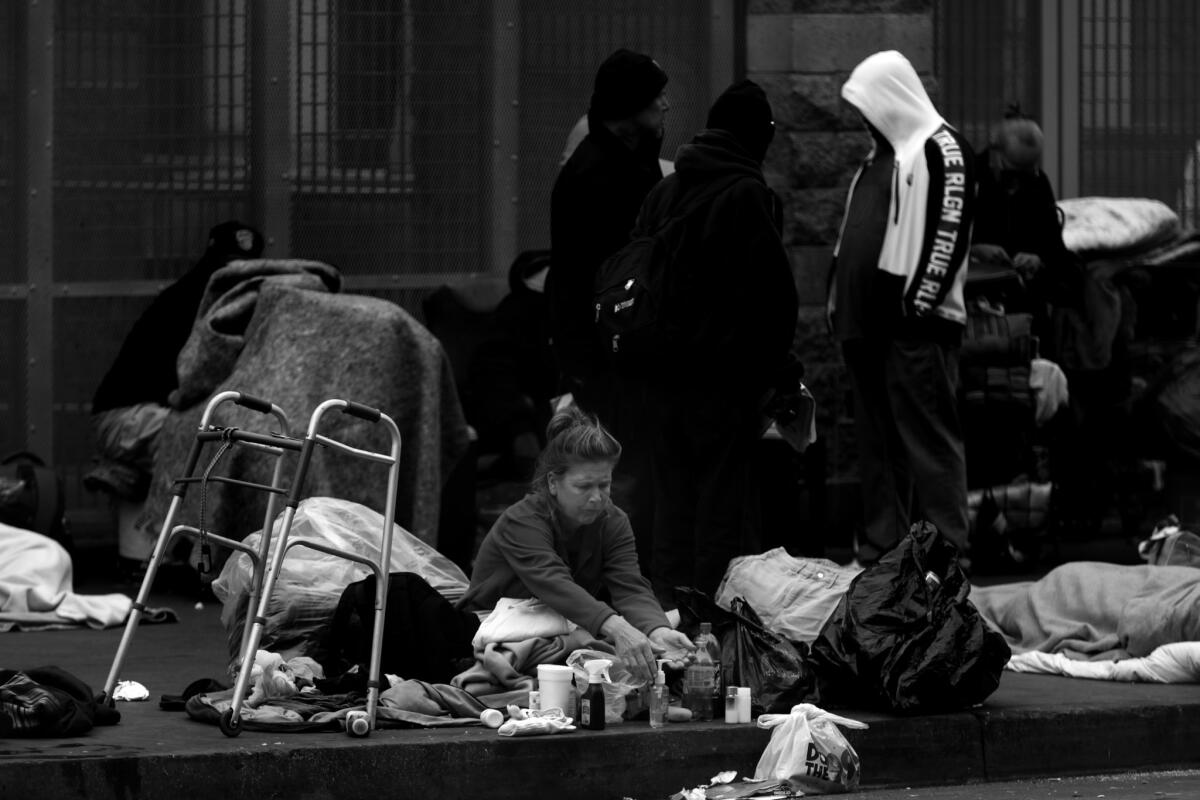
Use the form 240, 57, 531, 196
102, 391, 403, 739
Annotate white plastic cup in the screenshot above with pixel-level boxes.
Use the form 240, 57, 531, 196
736, 687, 752, 723
480, 708, 504, 728
537, 664, 575, 715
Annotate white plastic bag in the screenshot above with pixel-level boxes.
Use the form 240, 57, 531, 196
754, 703, 868, 794
211, 496, 469, 662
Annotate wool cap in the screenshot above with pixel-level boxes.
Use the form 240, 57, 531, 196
589, 48, 668, 121
706, 79, 775, 162
207, 219, 265, 259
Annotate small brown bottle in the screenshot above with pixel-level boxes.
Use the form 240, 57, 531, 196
579, 659, 612, 731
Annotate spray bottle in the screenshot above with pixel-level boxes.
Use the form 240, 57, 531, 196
649, 659, 668, 729
579, 658, 612, 731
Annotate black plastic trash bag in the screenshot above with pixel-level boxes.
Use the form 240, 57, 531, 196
807, 522, 1011, 713
675, 587, 814, 715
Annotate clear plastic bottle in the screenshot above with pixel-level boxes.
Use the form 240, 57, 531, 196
684, 622, 719, 721
649, 659, 668, 729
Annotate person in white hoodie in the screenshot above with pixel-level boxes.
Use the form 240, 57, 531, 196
827, 51, 977, 566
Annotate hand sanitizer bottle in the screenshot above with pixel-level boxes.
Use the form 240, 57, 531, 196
649, 659, 668, 729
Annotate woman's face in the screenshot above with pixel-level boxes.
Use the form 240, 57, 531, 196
548, 460, 614, 528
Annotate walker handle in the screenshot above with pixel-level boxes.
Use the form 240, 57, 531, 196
341, 401, 382, 423
235, 392, 274, 415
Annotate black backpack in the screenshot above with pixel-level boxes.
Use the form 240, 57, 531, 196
593, 175, 743, 374
0, 451, 71, 552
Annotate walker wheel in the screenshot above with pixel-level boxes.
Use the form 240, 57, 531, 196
218, 708, 242, 737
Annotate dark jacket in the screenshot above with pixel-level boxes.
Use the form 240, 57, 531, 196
91, 221, 264, 413
634, 129, 798, 399
548, 114, 663, 382
456, 491, 669, 637
973, 147, 1081, 305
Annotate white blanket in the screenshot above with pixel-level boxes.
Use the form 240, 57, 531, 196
1059, 196, 1179, 254
0, 523, 132, 631
1006, 641, 1200, 683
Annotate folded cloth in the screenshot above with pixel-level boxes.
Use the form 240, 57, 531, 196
497, 707, 575, 737
376, 678, 488, 726
1006, 641, 1200, 682
472, 597, 577, 646
451, 629, 606, 708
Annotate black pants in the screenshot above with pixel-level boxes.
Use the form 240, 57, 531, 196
649, 386, 761, 606
842, 337, 968, 563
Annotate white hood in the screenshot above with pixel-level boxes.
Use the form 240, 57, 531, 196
841, 50, 944, 156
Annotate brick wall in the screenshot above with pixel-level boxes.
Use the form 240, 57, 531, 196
747, 0, 937, 537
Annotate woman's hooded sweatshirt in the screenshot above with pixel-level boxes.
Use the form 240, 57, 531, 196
829, 50, 976, 341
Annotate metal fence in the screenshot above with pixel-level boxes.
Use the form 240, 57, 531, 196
938, 0, 1200, 220
1, 0, 728, 532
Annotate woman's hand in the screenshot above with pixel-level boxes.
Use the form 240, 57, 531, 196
648, 627, 695, 671
599, 615, 658, 684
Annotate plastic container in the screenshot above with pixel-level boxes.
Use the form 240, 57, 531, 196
685, 622, 719, 720
725, 686, 739, 723
480, 708, 504, 729
537, 664, 575, 716
649, 660, 668, 729
737, 686, 752, 723
346, 709, 370, 737
579, 659, 612, 731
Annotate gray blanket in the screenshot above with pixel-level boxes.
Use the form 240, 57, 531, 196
138, 260, 470, 552
970, 561, 1200, 660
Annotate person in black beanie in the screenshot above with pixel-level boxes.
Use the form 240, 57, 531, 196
548, 48, 670, 580
635, 79, 799, 604
85, 221, 265, 576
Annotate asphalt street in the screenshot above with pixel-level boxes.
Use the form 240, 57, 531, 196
857, 770, 1200, 799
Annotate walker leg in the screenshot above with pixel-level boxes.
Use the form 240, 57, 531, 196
221, 506, 300, 737
101, 496, 185, 705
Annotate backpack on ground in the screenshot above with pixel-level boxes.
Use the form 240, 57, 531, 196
592, 175, 744, 374
0, 451, 71, 552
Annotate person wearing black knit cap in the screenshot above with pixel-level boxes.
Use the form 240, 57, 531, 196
635, 79, 799, 605
548, 48, 670, 581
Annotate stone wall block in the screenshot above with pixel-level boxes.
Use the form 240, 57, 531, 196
790, 14, 932, 73
779, 186, 849, 246
772, 130, 870, 190
751, 73, 865, 133
788, 244, 834, 306
747, 15, 795, 72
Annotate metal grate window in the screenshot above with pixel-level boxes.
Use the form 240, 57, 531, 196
1079, 0, 1200, 225
935, 0, 1042, 152
0, 1, 16, 284
517, 0, 715, 254
291, 0, 490, 282
2, 0, 727, 527
54, 0, 251, 282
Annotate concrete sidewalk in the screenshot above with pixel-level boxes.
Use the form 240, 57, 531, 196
2, 584, 1199, 800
